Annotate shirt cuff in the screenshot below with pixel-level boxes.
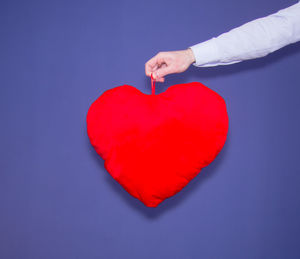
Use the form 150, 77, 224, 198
189, 37, 221, 67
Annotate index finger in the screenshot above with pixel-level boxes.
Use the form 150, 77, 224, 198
145, 56, 159, 77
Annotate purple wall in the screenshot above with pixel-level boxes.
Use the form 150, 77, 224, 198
1, 0, 300, 258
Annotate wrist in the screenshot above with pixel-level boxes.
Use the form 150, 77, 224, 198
186, 48, 196, 64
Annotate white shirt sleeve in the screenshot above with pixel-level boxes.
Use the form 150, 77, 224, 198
189, 1, 300, 67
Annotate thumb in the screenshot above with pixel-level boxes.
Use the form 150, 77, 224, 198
154, 65, 174, 79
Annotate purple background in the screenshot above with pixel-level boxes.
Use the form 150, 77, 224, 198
1, 0, 300, 258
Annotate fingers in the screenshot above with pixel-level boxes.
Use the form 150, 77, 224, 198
145, 51, 181, 82
145, 54, 159, 77
153, 65, 174, 81
145, 56, 157, 77
145, 52, 167, 77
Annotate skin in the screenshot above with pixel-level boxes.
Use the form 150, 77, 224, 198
145, 48, 196, 83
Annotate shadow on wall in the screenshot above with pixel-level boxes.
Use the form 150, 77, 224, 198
87, 128, 231, 219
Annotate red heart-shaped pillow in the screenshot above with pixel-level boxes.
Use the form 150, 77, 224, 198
87, 82, 228, 207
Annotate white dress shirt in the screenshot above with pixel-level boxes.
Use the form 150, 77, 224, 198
189, 1, 300, 67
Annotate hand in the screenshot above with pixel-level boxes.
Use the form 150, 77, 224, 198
145, 48, 196, 82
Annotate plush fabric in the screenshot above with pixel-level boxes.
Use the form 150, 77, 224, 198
87, 82, 229, 207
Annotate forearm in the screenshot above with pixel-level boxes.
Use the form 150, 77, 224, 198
189, 1, 300, 67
